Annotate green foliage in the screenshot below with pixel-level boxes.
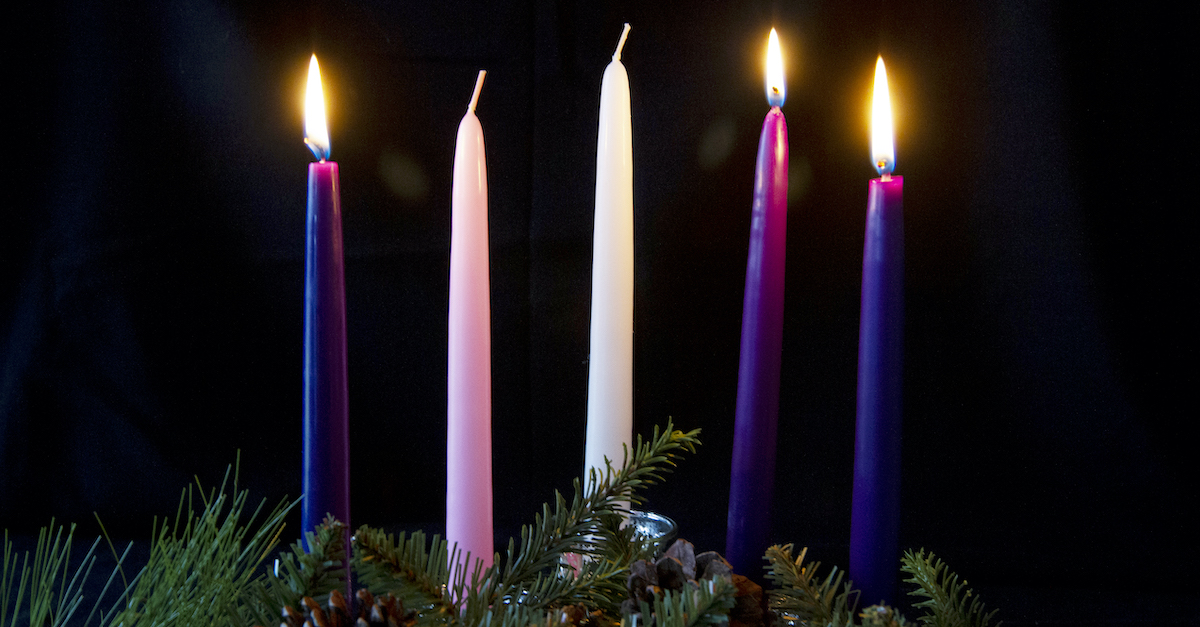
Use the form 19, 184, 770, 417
858, 605, 909, 627
900, 550, 998, 627
764, 544, 856, 627
252, 518, 349, 617
2, 426, 1002, 627
351, 527, 458, 624
621, 576, 737, 627
104, 464, 296, 627
349, 421, 701, 627
1, 521, 120, 627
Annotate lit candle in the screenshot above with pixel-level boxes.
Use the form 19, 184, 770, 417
726, 28, 789, 577
446, 71, 494, 570
849, 56, 904, 605
301, 54, 350, 546
584, 24, 634, 483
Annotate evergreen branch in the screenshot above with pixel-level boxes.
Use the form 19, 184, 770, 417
901, 550, 998, 627
105, 464, 294, 627
350, 526, 459, 625
623, 576, 737, 627
503, 553, 628, 616
456, 421, 700, 627
493, 421, 700, 604
859, 604, 910, 627
482, 601, 572, 627
764, 544, 856, 627
1, 521, 108, 627
254, 517, 350, 620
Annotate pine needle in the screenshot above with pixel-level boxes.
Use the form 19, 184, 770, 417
764, 544, 857, 627
900, 549, 998, 627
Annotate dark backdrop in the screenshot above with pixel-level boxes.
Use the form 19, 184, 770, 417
2, 1, 1194, 624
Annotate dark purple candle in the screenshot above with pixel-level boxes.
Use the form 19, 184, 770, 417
726, 29, 788, 578
301, 55, 350, 545
849, 57, 904, 605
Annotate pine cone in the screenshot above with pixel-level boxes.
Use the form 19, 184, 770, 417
355, 589, 418, 627
557, 602, 604, 627
624, 540, 763, 627
278, 589, 354, 627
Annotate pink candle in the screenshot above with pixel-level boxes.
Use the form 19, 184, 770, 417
446, 71, 493, 570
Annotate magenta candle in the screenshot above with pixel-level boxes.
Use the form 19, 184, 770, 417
301, 55, 350, 547
726, 29, 789, 578
446, 71, 494, 570
849, 57, 904, 605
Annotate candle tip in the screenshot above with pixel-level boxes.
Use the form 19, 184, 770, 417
469, 70, 487, 112
614, 23, 631, 60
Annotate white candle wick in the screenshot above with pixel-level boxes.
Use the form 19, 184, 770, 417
469, 70, 487, 112
613, 23, 631, 61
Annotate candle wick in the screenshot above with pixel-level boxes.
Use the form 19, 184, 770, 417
468, 70, 487, 112
613, 23, 631, 61
881, 173, 891, 182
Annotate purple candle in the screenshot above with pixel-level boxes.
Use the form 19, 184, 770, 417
849, 57, 904, 605
301, 54, 350, 545
726, 28, 789, 578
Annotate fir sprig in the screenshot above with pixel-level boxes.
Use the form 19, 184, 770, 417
858, 605, 909, 627
623, 576, 737, 627
349, 421, 701, 627
255, 518, 349, 617
1, 521, 115, 627
900, 550, 998, 627
468, 421, 700, 622
351, 527, 458, 623
764, 544, 857, 627
498, 421, 699, 595
105, 464, 296, 627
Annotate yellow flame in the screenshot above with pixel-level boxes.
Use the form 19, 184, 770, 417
305, 54, 331, 160
871, 56, 894, 175
765, 28, 786, 107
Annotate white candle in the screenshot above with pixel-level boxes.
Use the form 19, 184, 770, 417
584, 24, 635, 482
446, 71, 493, 570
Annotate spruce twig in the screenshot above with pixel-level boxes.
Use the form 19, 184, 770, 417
470, 421, 701, 623
349, 421, 701, 627
621, 576, 737, 627
105, 463, 296, 627
351, 527, 458, 624
900, 549, 998, 627
858, 604, 910, 627
258, 517, 350, 618
764, 544, 857, 627
1, 521, 107, 627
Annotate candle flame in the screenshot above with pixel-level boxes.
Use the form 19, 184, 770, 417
765, 28, 786, 108
871, 56, 894, 176
305, 54, 331, 161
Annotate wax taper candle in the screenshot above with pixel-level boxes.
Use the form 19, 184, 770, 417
849, 56, 904, 605
584, 24, 634, 483
447, 70, 494, 570
302, 54, 350, 547
726, 28, 789, 578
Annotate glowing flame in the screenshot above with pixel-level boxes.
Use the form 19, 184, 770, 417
305, 54, 331, 161
765, 28, 786, 108
871, 56, 894, 176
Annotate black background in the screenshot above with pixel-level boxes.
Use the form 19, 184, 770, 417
2, 1, 1195, 624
